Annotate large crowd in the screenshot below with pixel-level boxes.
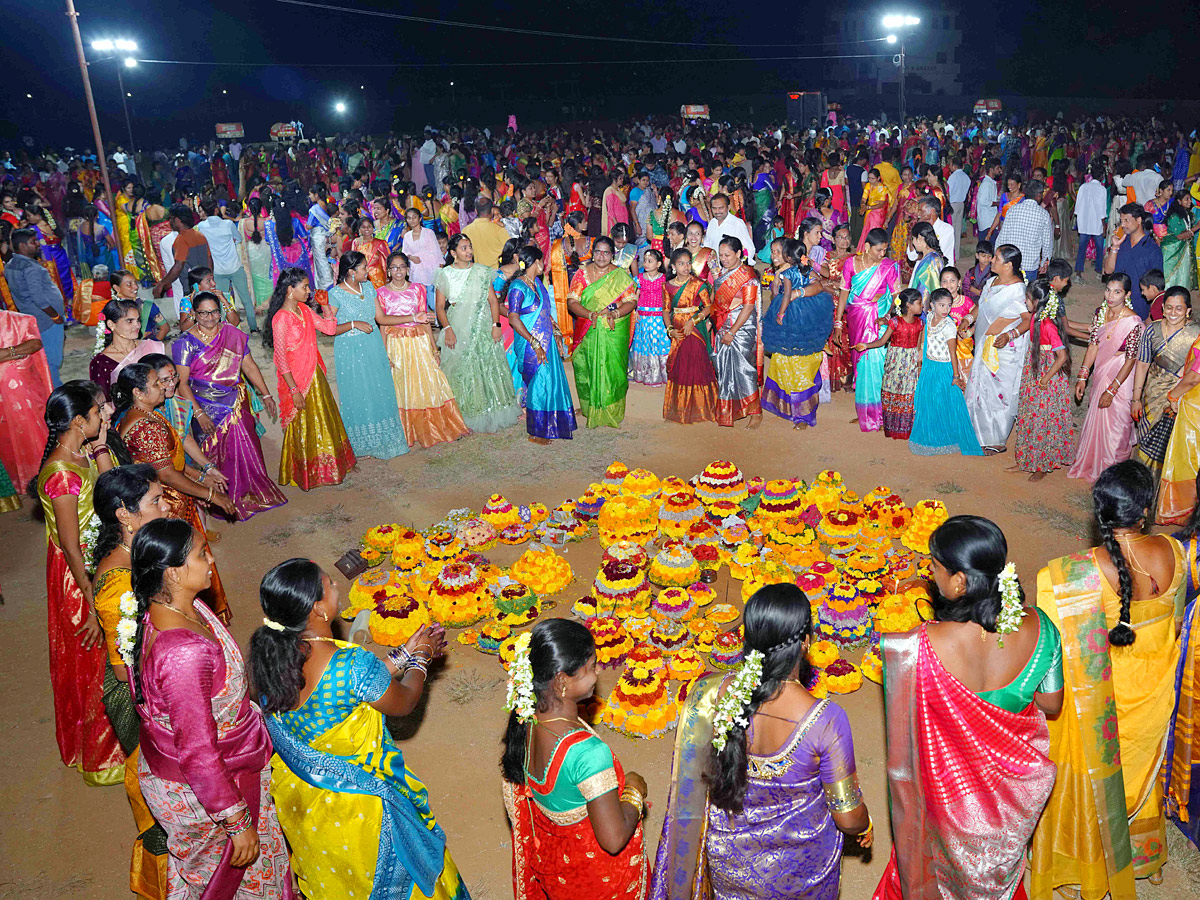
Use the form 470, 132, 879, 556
2, 110, 1200, 900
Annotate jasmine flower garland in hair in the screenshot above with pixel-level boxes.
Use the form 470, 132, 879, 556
505, 631, 536, 724
93, 321, 108, 355
80, 513, 101, 574
995, 562, 1025, 647
712, 649, 764, 752
117, 591, 139, 668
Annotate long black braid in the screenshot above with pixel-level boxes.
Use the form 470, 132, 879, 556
1093, 460, 1156, 647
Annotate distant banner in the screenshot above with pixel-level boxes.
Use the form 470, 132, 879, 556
269, 122, 299, 140
680, 104, 710, 120
216, 122, 245, 139
973, 98, 1002, 114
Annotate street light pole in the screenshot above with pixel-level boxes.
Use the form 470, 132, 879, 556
116, 65, 135, 152
64, 0, 116, 224
882, 14, 920, 128
898, 37, 906, 125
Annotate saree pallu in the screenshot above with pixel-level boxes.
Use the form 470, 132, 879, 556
1136, 323, 1200, 486
1067, 317, 1142, 483
265, 220, 314, 286
1163, 212, 1198, 292
547, 237, 593, 339
509, 279, 577, 440
353, 236, 391, 289
244, 238, 273, 308
572, 268, 637, 428
664, 282, 718, 425
36, 460, 125, 785
1164, 592, 1200, 849
502, 736, 648, 900
123, 412, 229, 619
878, 627, 1056, 900
278, 367, 356, 490
114, 203, 145, 280
266, 643, 469, 900
135, 214, 168, 284
38, 227, 77, 302
909, 252, 943, 304
844, 258, 899, 432
711, 266, 762, 426
1158, 352, 1200, 524
94, 567, 169, 900
0, 310, 53, 486
173, 327, 287, 521
889, 188, 919, 260
1032, 547, 1185, 899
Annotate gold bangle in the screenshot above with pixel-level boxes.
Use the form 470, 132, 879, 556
618, 787, 645, 817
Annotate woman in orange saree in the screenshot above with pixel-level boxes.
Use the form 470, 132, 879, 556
710, 237, 763, 428
888, 167, 920, 263
0, 308, 52, 487
545, 212, 592, 340
352, 217, 392, 288
500, 620, 649, 900
857, 170, 891, 252
115, 362, 233, 621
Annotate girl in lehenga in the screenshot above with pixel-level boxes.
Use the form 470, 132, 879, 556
876, 516, 1063, 900
436, 234, 521, 433
837, 228, 899, 432
566, 235, 637, 428
249, 558, 470, 900
32, 381, 125, 785
1032, 461, 1192, 900
628, 248, 672, 386
129, 519, 295, 900
1011, 280, 1076, 479
710, 236, 764, 428
1130, 287, 1199, 491
377, 251, 470, 449
263, 268, 357, 490
93, 465, 172, 900
500, 619, 651, 900
115, 363, 235, 621
662, 248, 719, 424
504, 246, 577, 443
651, 584, 872, 900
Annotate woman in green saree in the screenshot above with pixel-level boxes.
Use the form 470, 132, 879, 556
566, 236, 637, 428
1162, 190, 1196, 292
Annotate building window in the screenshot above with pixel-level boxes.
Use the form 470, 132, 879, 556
937, 52, 947, 64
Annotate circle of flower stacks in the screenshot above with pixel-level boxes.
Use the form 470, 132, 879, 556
711, 649, 764, 752
116, 590, 139, 668
504, 631, 536, 723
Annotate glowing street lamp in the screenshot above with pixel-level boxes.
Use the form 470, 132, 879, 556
881, 14, 920, 124
91, 38, 140, 152
334, 101, 347, 114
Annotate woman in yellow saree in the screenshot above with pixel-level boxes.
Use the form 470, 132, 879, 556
1156, 331, 1200, 525
1031, 460, 1189, 900
249, 559, 469, 900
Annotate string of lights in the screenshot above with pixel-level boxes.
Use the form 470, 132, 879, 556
132, 53, 890, 69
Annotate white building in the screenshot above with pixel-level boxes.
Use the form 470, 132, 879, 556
824, 6, 965, 98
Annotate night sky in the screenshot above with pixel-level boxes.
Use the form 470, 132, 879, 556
0, 0, 1194, 148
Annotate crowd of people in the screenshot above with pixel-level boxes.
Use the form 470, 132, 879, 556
2, 110, 1200, 900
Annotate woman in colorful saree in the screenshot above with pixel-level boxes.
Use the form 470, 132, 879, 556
710, 236, 763, 428
837, 228, 899, 432
1162, 189, 1197, 292
0, 307, 52, 488
89, 298, 167, 400
567, 235, 637, 428
115, 363, 234, 619
240, 198, 274, 311
32, 381, 125, 785
129, 518, 295, 900
93, 465, 171, 900
888, 167, 919, 266
248, 558, 468, 900
545, 211, 593, 340
856, 170, 889, 253
264, 268, 357, 490
685, 221, 716, 282
264, 200, 313, 286
500, 619, 650, 900
504, 246, 577, 443
114, 180, 147, 280
435, 234, 521, 434
662, 248, 719, 424
651, 584, 871, 900
114, 268, 170, 342
876, 515, 1062, 900
1156, 321, 1200, 523
907, 222, 944, 304
964, 245, 1031, 455
171, 292, 287, 521
1032, 461, 1189, 899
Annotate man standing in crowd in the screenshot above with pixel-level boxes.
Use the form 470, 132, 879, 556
907, 196, 957, 267
946, 154, 971, 263
460, 196, 509, 268
1104, 203, 1164, 318
976, 158, 1002, 239
196, 198, 256, 331
847, 151, 868, 243
7, 229, 65, 386
1074, 163, 1108, 281
998, 180, 1054, 279
703, 193, 755, 259
153, 204, 212, 301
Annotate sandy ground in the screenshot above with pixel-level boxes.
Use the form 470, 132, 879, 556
1, 271, 1197, 900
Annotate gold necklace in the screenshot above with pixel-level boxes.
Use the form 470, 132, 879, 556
118, 542, 132, 553
302, 635, 339, 644
535, 715, 582, 729
153, 600, 209, 629
56, 440, 87, 459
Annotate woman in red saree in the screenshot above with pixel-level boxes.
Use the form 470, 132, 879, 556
500, 620, 649, 900
780, 163, 801, 237
352, 217, 391, 289
0, 308, 52, 487
874, 515, 1063, 900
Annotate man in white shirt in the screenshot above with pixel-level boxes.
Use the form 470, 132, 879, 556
975, 158, 1002, 236
158, 231, 184, 322
906, 196, 956, 267
702, 193, 755, 259
229, 140, 242, 161
418, 131, 437, 192
195, 198, 256, 331
946, 154, 972, 263
1073, 163, 1108, 278
1123, 153, 1162, 206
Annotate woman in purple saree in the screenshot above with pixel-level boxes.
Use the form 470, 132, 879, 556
171, 292, 286, 521
650, 584, 871, 900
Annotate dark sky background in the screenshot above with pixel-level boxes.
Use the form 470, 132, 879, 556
0, 0, 1194, 149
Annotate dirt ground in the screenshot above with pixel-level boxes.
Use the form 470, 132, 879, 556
1, 271, 1197, 900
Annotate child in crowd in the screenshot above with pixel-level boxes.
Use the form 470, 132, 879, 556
963, 238, 993, 303
1141, 268, 1166, 320
857, 287, 924, 440
756, 214, 786, 271
909, 288, 982, 456
941, 266, 975, 378
1011, 279, 1076, 481
628, 248, 670, 386
612, 223, 638, 274
499, 199, 522, 238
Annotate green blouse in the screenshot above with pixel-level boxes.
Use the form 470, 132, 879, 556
976, 607, 1064, 713
525, 726, 618, 825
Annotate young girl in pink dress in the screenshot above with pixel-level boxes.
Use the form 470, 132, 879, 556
628, 249, 671, 385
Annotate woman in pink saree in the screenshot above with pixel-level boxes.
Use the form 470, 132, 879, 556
171, 292, 287, 521
874, 515, 1063, 900
838, 229, 899, 432
0, 308, 52, 487
131, 518, 295, 900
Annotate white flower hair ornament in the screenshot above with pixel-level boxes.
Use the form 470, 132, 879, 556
712, 649, 764, 752
117, 590, 139, 668
505, 631, 537, 724
995, 562, 1025, 647
93, 321, 108, 355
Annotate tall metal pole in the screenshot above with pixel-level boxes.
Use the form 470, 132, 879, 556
64, 0, 116, 221
899, 38, 906, 127
117, 66, 136, 153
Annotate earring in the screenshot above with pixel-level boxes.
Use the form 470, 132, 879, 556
320, 610, 329, 623
559, 683, 566, 699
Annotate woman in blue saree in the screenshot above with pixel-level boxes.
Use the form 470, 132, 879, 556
504, 247, 577, 443
250, 558, 469, 900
